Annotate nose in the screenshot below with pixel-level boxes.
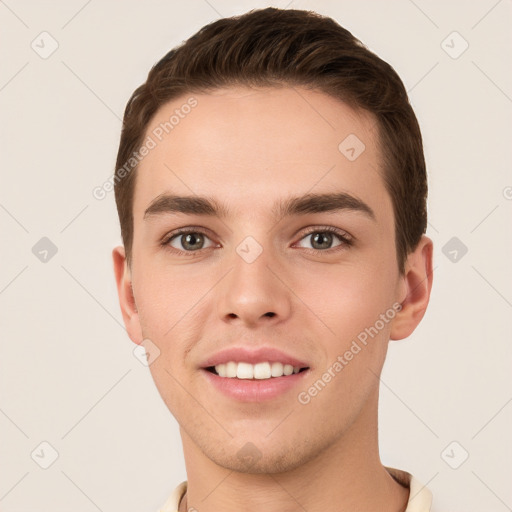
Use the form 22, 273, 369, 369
216, 243, 292, 328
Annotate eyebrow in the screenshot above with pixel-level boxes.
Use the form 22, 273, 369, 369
143, 192, 375, 221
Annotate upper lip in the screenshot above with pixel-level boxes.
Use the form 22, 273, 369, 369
200, 346, 310, 368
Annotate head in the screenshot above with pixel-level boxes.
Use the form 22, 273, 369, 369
113, 8, 433, 473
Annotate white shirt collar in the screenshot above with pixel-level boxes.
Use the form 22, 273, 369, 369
158, 467, 433, 512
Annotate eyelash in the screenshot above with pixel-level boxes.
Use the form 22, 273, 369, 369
160, 226, 353, 256
298, 226, 354, 253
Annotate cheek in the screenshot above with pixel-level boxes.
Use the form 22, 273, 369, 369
294, 267, 397, 424
146, 357, 199, 430
132, 264, 211, 385
295, 258, 398, 337
293, 258, 399, 400
133, 262, 201, 336
135, 268, 203, 420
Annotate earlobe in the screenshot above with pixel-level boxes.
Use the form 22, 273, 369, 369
390, 235, 434, 341
112, 246, 143, 344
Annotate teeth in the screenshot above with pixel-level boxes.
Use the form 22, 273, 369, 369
271, 362, 283, 377
226, 361, 237, 378
216, 363, 227, 377
283, 364, 294, 376
237, 362, 253, 379
253, 362, 271, 379
213, 361, 304, 379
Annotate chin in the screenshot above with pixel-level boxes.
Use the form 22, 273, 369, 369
214, 450, 305, 474
202, 435, 321, 475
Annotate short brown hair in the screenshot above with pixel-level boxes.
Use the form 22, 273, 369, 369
114, 7, 427, 273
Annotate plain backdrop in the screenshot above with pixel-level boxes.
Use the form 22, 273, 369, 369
1, 1, 511, 511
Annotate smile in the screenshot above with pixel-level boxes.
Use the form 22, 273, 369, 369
207, 361, 309, 379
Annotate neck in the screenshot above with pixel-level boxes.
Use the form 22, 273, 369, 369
178, 388, 409, 512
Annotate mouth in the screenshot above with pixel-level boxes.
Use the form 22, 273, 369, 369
204, 361, 310, 379
199, 346, 311, 401
202, 363, 311, 402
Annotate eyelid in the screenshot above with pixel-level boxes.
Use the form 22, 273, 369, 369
292, 225, 353, 250
162, 227, 217, 249
161, 225, 212, 239
297, 225, 353, 241
161, 225, 353, 254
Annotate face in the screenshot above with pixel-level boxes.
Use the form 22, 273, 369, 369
114, 86, 429, 473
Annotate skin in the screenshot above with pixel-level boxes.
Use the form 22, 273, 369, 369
113, 86, 433, 512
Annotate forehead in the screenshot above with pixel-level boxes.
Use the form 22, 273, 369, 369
133, 86, 391, 221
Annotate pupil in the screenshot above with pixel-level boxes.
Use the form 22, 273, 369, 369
312, 232, 332, 249
183, 233, 203, 250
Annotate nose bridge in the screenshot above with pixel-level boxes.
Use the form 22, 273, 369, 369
216, 233, 291, 325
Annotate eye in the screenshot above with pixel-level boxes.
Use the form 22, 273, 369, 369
164, 229, 216, 252
295, 227, 352, 251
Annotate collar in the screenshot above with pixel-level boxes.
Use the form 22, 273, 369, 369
158, 466, 433, 512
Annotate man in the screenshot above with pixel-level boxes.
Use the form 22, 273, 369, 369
112, 7, 435, 512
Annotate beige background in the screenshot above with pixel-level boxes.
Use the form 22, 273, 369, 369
1, 0, 511, 510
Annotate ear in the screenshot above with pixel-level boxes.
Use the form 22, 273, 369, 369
390, 235, 434, 340
112, 246, 143, 345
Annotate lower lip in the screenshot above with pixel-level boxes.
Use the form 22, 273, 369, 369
201, 368, 310, 402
